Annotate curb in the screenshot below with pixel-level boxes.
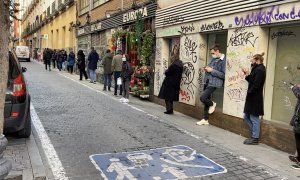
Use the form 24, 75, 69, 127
26, 136, 47, 180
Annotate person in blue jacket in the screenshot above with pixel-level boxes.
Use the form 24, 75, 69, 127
88, 47, 99, 84
67, 50, 76, 74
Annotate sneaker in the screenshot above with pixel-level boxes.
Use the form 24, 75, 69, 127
208, 102, 217, 114
93, 81, 96, 84
122, 99, 129, 103
196, 119, 209, 126
119, 97, 125, 102
243, 138, 259, 145
291, 164, 300, 169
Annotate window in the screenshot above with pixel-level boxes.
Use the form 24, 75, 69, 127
80, 0, 90, 15
93, 0, 110, 8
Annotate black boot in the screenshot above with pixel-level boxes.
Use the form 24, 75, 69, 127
243, 138, 259, 145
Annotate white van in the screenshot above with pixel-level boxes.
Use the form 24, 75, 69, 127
15, 46, 30, 62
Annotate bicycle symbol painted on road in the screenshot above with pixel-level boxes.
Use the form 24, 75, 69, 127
90, 145, 227, 180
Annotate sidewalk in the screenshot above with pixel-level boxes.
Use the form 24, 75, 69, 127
37, 61, 300, 179
4, 135, 46, 180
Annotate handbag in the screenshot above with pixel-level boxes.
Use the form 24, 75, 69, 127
117, 77, 122, 85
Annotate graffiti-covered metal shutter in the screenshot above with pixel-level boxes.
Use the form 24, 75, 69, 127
91, 33, 100, 53
99, 31, 106, 51
155, 0, 299, 28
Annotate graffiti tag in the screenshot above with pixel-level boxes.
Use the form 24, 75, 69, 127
184, 37, 198, 63
271, 30, 296, 40
228, 28, 258, 47
200, 21, 224, 32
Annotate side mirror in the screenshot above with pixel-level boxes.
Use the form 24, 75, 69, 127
22, 67, 27, 73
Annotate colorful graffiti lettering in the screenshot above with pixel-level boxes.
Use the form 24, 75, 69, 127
235, 6, 300, 27
180, 90, 191, 102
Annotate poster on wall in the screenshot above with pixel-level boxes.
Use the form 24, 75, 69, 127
179, 34, 200, 106
223, 26, 260, 118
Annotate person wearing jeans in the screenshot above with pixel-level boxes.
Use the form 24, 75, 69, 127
242, 53, 266, 145
200, 86, 217, 120
87, 47, 99, 84
102, 49, 113, 91
197, 44, 226, 126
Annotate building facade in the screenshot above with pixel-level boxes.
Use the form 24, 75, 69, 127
154, 0, 300, 153
21, 0, 76, 57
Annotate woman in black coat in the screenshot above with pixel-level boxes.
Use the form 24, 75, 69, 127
77, 50, 88, 81
158, 48, 183, 114
242, 53, 266, 145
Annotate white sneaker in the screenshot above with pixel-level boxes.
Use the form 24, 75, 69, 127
119, 97, 125, 102
122, 99, 129, 103
208, 102, 217, 114
196, 119, 209, 126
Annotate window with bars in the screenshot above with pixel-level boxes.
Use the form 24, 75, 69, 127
80, 0, 90, 15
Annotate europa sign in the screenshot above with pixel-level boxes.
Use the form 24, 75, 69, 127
123, 7, 148, 23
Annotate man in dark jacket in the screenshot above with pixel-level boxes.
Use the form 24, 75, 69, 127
242, 53, 266, 145
197, 45, 226, 125
158, 52, 183, 114
102, 49, 113, 91
43, 48, 52, 71
88, 47, 99, 84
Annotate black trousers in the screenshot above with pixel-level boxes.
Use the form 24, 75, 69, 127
79, 69, 88, 80
295, 133, 300, 159
67, 65, 74, 74
52, 59, 56, 68
165, 100, 173, 112
200, 86, 216, 120
45, 60, 51, 70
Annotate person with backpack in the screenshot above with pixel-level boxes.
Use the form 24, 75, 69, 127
120, 55, 132, 103
56, 49, 64, 71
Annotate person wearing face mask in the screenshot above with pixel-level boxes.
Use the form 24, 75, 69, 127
196, 44, 226, 126
241, 53, 266, 145
120, 55, 132, 103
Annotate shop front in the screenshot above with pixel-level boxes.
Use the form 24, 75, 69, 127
86, 2, 157, 98
154, 0, 300, 153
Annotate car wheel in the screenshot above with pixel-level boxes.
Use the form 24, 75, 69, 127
17, 109, 31, 138
27, 58, 30, 62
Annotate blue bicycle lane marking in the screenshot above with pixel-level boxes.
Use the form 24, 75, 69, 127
90, 145, 227, 180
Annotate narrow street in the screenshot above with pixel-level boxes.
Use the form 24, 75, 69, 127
23, 61, 288, 180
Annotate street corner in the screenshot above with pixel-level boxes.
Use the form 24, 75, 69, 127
89, 145, 227, 179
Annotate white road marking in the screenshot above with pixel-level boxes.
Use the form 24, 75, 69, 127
30, 104, 69, 180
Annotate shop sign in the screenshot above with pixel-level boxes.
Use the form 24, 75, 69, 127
91, 22, 102, 32
77, 28, 85, 35
123, 7, 148, 23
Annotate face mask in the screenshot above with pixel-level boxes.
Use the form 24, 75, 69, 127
212, 55, 217, 59
122, 57, 126, 62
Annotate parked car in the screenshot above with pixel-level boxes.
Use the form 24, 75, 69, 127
15, 46, 30, 62
4, 51, 31, 138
